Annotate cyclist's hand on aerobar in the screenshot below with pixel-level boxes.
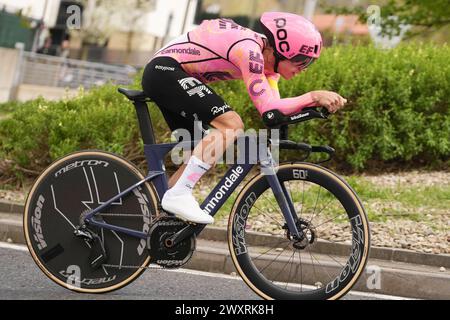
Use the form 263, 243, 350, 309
311, 90, 347, 113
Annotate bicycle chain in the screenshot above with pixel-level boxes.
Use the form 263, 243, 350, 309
95, 212, 184, 270
97, 213, 146, 217
101, 263, 165, 270
98, 213, 174, 270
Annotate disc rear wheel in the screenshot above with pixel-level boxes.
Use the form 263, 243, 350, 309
24, 151, 159, 293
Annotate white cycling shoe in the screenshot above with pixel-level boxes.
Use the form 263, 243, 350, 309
161, 191, 214, 225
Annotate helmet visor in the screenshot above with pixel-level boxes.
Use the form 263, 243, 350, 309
290, 54, 316, 69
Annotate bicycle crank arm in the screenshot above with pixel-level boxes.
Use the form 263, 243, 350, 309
165, 223, 201, 247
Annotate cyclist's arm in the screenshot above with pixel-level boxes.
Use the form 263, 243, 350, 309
229, 41, 316, 115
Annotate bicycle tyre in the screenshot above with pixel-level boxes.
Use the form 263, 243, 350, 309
23, 150, 159, 293
228, 162, 370, 300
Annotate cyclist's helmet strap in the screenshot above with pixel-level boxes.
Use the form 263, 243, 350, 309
260, 22, 284, 73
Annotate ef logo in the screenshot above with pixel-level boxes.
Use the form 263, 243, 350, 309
300, 45, 315, 55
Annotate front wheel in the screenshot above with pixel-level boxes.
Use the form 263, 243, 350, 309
228, 163, 370, 300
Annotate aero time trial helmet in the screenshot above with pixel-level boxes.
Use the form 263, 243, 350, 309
260, 12, 323, 72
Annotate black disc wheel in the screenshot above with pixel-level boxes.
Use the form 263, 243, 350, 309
24, 151, 159, 293
228, 163, 370, 300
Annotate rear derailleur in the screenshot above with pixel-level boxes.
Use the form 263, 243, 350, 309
74, 211, 108, 270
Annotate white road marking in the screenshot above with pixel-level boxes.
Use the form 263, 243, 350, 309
165, 268, 417, 300
0, 242, 29, 252
0, 242, 418, 300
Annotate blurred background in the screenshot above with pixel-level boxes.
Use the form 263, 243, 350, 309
0, 0, 448, 256
0, 0, 448, 101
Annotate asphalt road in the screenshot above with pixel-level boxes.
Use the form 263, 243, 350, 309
0, 242, 411, 301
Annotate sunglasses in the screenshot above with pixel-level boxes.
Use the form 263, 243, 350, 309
290, 54, 316, 70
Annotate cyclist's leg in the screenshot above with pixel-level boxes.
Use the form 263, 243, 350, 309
168, 112, 244, 187
142, 57, 243, 223
193, 111, 244, 165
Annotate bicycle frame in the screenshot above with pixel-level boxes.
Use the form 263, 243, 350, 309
84, 97, 303, 243
84, 135, 302, 241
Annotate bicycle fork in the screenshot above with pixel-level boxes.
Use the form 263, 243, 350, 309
260, 155, 304, 241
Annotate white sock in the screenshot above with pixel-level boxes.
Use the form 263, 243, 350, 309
167, 156, 211, 196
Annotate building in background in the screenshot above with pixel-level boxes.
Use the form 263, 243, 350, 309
76, 0, 199, 66
194, 0, 370, 45
1, 0, 373, 67
0, 0, 198, 66
0, 0, 79, 54
0, 0, 61, 26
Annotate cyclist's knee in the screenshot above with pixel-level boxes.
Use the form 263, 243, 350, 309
212, 111, 244, 133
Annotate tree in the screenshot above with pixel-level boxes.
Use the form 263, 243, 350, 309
326, 0, 450, 39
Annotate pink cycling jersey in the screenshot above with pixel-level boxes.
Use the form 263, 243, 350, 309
153, 18, 316, 116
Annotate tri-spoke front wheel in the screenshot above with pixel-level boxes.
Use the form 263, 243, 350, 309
228, 163, 370, 300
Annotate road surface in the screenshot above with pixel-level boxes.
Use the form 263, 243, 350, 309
0, 242, 412, 301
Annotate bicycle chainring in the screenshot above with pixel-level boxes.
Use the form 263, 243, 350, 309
147, 216, 196, 269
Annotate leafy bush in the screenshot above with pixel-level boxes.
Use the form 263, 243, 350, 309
210, 42, 450, 171
0, 85, 170, 182
0, 43, 449, 183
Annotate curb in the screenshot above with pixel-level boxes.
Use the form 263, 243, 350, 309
2, 199, 449, 268
199, 227, 450, 269
0, 214, 23, 245
0, 201, 24, 215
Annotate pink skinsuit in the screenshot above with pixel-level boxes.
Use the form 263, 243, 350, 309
154, 19, 316, 116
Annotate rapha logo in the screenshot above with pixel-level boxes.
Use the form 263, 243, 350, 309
211, 104, 230, 115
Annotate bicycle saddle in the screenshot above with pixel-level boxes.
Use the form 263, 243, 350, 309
118, 88, 152, 102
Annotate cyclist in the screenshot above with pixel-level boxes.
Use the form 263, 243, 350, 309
142, 12, 347, 224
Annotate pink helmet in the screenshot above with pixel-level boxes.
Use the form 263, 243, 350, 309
260, 12, 323, 70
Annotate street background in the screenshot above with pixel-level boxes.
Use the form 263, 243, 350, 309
0, 0, 448, 300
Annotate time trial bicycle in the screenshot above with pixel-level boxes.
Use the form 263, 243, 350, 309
24, 88, 370, 300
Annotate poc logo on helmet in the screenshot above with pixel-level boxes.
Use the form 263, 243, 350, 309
274, 18, 290, 52
274, 17, 317, 56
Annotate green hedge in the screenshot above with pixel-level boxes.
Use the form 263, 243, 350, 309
210, 42, 450, 170
0, 43, 449, 182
